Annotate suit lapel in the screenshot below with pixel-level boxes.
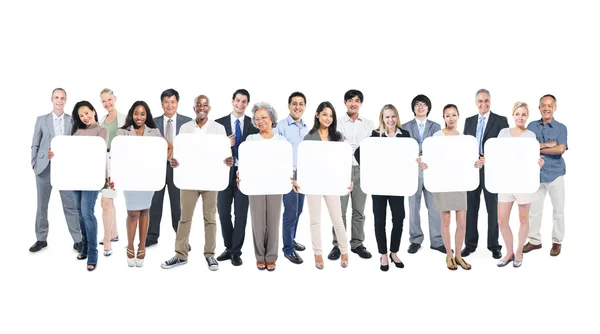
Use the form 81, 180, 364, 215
424, 120, 434, 138
483, 112, 496, 139
155, 116, 164, 137
242, 115, 251, 140
46, 114, 54, 137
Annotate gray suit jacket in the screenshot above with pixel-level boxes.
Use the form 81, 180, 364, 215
153, 113, 192, 139
31, 112, 73, 175
402, 119, 441, 155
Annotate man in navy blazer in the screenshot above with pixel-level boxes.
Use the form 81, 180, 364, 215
146, 88, 192, 247
214, 89, 259, 266
462, 89, 509, 259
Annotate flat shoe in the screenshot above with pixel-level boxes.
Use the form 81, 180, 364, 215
497, 255, 515, 267
103, 249, 113, 256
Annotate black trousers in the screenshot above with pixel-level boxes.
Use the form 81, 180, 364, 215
372, 195, 405, 254
465, 167, 501, 252
217, 166, 249, 256
148, 162, 181, 242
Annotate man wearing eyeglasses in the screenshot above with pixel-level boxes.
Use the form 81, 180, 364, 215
276, 91, 309, 265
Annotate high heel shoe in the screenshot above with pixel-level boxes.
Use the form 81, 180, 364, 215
380, 255, 389, 272
389, 253, 404, 268
314, 255, 324, 270
136, 249, 146, 267
126, 248, 135, 267
340, 253, 348, 268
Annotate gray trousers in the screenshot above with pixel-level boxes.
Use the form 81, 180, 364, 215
35, 164, 81, 242
334, 165, 366, 249
249, 194, 282, 262
408, 170, 443, 248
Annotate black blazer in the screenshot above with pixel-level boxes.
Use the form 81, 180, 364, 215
463, 111, 509, 154
215, 113, 259, 161
354, 129, 411, 164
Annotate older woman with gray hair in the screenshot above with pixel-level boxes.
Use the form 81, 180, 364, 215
237, 102, 287, 271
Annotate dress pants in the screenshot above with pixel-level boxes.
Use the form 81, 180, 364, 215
336, 165, 366, 249
372, 195, 405, 254
249, 194, 282, 262
217, 166, 249, 256
307, 195, 348, 256
175, 189, 218, 260
408, 169, 442, 248
465, 167, 501, 252
148, 162, 181, 242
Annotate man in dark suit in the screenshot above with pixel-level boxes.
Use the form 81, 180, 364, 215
462, 88, 509, 259
146, 88, 192, 247
215, 89, 259, 266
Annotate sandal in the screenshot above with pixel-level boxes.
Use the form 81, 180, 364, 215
136, 249, 146, 268
266, 262, 276, 271
77, 253, 87, 260
446, 257, 457, 270
127, 248, 135, 267
87, 264, 97, 272
314, 255, 324, 270
455, 257, 472, 270
256, 261, 266, 270
340, 253, 349, 268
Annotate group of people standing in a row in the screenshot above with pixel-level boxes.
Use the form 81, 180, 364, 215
30, 87, 567, 272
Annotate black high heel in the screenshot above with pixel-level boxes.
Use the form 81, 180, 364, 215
380, 256, 389, 272
389, 253, 404, 268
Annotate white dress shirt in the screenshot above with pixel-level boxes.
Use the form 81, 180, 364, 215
53, 112, 65, 136
337, 113, 375, 166
163, 113, 177, 136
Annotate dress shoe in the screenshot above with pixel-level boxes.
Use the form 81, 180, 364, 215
73, 242, 82, 251
407, 243, 421, 254
328, 246, 341, 260
523, 242, 542, 253
351, 245, 372, 259
284, 252, 303, 264
294, 241, 306, 251
231, 254, 243, 266
492, 249, 502, 259
431, 245, 447, 254
550, 243, 561, 256
216, 249, 231, 261
497, 255, 514, 267
29, 241, 47, 252
461, 248, 475, 257
145, 239, 158, 247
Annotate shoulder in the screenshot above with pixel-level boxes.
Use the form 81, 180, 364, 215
178, 114, 192, 122
430, 120, 442, 128
148, 127, 162, 136
116, 128, 128, 135
399, 130, 410, 138
370, 130, 380, 137
433, 130, 444, 137
498, 128, 509, 136
215, 115, 228, 124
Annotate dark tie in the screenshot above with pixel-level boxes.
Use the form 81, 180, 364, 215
234, 119, 242, 159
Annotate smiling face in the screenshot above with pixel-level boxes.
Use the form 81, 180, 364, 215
345, 96, 362, 117
78, 106, 97, 126
101, 93, 116, 113
476, 92, 491, 115
317, 107, 334, 130
133, 104, 147, 129
414, 101, 428, 118
513, 106, 529, 128
288, 96, 306, 121
51, 89, 66, 113
254, 108, 272, 131
382, 109, 397, 132
232, 93, 249, 118
444, 107, 459, 129
194, 96, 211, 122
539, 96, 556, 123
161, 95, 178, 118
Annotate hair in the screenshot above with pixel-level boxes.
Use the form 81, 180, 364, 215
475, 88, 491, 99
377, 104, 402, 136
344, 89, 363, 103
121, 101, 157, 129
71, 101, 98, 135
161, 88, 179, 102
512, 101, 529, 115
52, 88, 66, 98
539, 94, 557, 105
411, 94, 432, 116
288, 91, 306, 105
232, 89, 250, 103
194, 94, 210, 105
308, 101, 342, 141
251, 101, 278, 128
442, 104, 459, 128
100, 88, 115, 98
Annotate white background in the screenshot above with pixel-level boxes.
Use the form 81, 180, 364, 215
2, 1, 597, 333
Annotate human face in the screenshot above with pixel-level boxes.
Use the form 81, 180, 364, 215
414, 101, 428, 118
288, 96, 306, 121
78, 106, 96, 126
133, 105, 147, 129
101, 93, 116, 113
317, 107, 334, 130
345, 96, 362, 117
476, 92, 491, 115
254, 108, 272, 131
162, 95, 178, 118
539, 96, 556, 123
194, 96, 211, 122
51, 90, 66, 112
444, 107, 459, 128
232, 93, 248, 117
513, 106, 529, 128
382, 109, 397, 132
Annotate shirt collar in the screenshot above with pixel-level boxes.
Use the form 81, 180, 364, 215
164, 113, 177, 121
52, 112, 64, 121
286, 115, 306, 127
343, 113, 362, 122
478, 111, 490, 120
538, 118, 556, 127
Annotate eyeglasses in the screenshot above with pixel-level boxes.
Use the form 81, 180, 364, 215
254, 116, 270, 122
290, 102, 305, 107
415, 102, 428, 108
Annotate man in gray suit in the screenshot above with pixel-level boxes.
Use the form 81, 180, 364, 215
402, 95, 444, 254
146, 88, 192, 247
30, 88, 81, 252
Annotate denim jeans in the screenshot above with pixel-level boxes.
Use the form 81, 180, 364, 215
281, 189, 305, 255
72, 190, 99, 265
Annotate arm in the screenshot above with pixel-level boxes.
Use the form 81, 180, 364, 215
540, 144, 566, 155
166, 139, 173, 159
31, 117, 42, 169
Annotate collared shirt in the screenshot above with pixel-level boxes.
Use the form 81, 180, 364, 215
478, 111, 490, 134
527, 118, 568, 183
276, 115, 308, 171
163, 113, 177, 137
52, 112, 65, 136
230, 114, 245, 166
337, 113, 375, 166
179, 119, 226, 135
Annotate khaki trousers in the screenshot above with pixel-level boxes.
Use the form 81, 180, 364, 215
175, 189, 217, 259
307, 195, 349, 256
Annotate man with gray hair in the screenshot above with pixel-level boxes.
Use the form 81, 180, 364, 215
462, 88, 509, 259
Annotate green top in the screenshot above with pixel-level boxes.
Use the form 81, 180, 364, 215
101, 116, 119, 149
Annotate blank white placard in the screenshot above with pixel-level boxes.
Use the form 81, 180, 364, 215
422, 135, 479, 192
359, 137, 420, 196
484, 137, 540, 194
296, 141, 352, 195
237, 140, 293, 195
173, 134, 231, 191
50, 136, 107, 190
110, 136, 167, 191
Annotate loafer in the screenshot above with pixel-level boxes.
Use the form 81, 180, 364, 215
461, 248, 475, 257
29, 241, 48, 252
231, 254, 243, 266
407, 243, 421, 254
431, 245, 447, 254
492, 249, 502, 259
550, 243, 561, 256
284, 251, 303, 264
216, 249, 231, 261
351, 246, 372, 259
294, 241, 306, 251
523, 242, 542, 253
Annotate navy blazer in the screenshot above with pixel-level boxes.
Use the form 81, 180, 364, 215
215, 113, 259, 162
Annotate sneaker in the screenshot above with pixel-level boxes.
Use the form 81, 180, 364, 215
161, 256, 188, 269
206, 256, 219, 271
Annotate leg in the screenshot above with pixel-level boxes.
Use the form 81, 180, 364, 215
482, 175, 501, 252
202, 191, 218, 258
148, 183, 166, 243
465, 175, 483, 251
306, 195, 323, 255
388, 196, 405, 254
281, 190, 297, 255
454, 211, 470, 269
72, 191, 86, 254
231, 184, 250, 257
294, 193, 305, 239
59, 187, 81, 243
423, 186, 442, 248
372, 195, 388, 255
324, 195, 349, 256
101, 197, 115, 250
548, 176, 565, 244
528, 183, 549, 245
34, 169, 53, 242
126, 210, 140, 260
408, 171, 424, 245
349, 165, 367, 249
265, 194, 282, 263
516, 203, 531, 261
440, 211, 453, 258
81, 191, 99, 266
249, 195, 267, 262
175, 190, 200, 260
218, 181, 235, 250
166, 164, 181, 232
137, 209, 150, 261
498, 201, 515, 261
335, 192, 350, 247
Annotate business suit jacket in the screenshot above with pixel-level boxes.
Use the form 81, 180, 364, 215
463, 111, 509, 154
31, 112, 73, 175
402, 119, 441, 156
153, 113, 192, 141
215, 114, 259, 175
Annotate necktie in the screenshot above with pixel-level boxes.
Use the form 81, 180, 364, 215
476, 116, 485, 154
234, 119, 242, 159
54, 117, 63, 136
418, 122, 424, 142
166, 118, 173, 144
